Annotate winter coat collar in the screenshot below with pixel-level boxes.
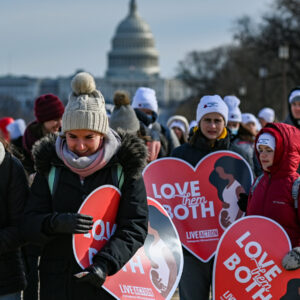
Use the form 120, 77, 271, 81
32, 130, 147, 179
190, 129, 230, 152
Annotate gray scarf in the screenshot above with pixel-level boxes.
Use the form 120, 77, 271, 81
56, 129, 121, 177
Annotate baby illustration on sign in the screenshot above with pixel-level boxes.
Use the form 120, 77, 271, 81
209, 155, 252, 229
144, 205, 181, 298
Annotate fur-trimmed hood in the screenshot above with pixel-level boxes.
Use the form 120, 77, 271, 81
32, 130, 147, 179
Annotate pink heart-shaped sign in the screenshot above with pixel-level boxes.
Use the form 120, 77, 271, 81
213, 216, 300, 300
143, 151, 253, 262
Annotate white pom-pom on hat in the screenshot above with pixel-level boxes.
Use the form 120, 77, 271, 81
71, 72, 96, 95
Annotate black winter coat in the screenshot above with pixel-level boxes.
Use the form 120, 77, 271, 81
0, 151, 28, 295
22, 132, 148, 300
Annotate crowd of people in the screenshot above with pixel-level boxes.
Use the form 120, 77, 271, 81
0, 71, 300, 300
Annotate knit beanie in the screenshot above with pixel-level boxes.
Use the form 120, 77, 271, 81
62, 72, 109, 135
132, 87, 158, 113
167, 115, 189, 135
258, 107, 275, 123
6, 118, 26, 140
224, 95, 242, 122
34, 94, 64, 123
289, 90, 300, 103
242, 113, 257, 125
242, 113, 262, 131
109, 90, 140, 134
256, 133, 276, 151
196, 95, 228, 125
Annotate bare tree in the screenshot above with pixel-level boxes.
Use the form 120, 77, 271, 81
175, 0, 300, 120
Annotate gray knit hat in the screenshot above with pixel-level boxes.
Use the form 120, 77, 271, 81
62, 72, 109, 135
109, 90, 140, 134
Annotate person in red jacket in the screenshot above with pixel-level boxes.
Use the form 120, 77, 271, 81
246, 122, 300, 270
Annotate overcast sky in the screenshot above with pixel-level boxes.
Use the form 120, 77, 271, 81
0, 0, 272, 79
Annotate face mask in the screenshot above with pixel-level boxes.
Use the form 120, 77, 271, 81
230, 128, 238, 135
134, 109, 157, 126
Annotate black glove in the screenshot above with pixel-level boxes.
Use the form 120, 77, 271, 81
237, 193, 248, 212
44, 213, 93, 234
75, 263, 107, 288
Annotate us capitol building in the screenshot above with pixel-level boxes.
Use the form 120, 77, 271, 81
0, 0, 191, 109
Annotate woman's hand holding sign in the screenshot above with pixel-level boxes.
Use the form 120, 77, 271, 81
43, 212, 94, 234
75, 262, 107, 288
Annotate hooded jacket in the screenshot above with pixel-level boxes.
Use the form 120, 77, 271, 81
247, 123, 300, 247
22, 131, 148, 300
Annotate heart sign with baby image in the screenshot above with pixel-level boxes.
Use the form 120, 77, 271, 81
73, 185, 121, 269
213, 216, 300, 300
142, 151, 253, 262
103, 197, 184, 300
72, 187, 183, 300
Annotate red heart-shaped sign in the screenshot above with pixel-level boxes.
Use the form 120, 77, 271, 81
143, 151, 253, 262
73, 185, 121, 269
213, 216, 300, 300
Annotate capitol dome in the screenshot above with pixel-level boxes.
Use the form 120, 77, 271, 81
106, 0, 160, 79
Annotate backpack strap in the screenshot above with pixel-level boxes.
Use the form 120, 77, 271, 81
112, 163, 124, 190
250, 174, 264, 196
49, 164, 124, 195
48, 166, 61, 196
292, 177, 300, 209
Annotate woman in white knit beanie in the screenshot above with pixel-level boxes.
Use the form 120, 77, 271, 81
22, 72, 148, 300
171, 95, 252, 300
